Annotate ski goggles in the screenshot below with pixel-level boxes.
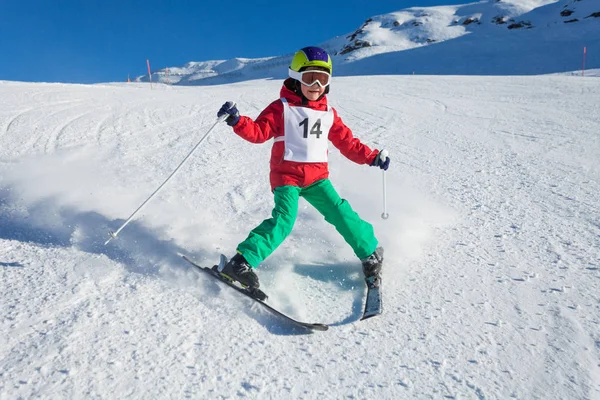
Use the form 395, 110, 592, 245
288, 69, 331, 87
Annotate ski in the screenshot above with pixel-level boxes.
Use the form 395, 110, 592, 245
361, 276, 382, 320
183, 255, 329, 332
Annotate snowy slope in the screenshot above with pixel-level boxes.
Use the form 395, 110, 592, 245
1, 74, 599, 398
138, 0, 600, 84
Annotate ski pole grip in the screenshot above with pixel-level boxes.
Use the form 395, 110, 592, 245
379, 149, 389, 162
218, 102, 237, 122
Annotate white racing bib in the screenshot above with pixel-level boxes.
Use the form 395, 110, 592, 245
276, 98, 334, 162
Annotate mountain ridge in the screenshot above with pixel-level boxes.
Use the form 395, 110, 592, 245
137, 0, 599, 84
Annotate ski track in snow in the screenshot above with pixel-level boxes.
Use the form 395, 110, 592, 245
0, 76, 599, 399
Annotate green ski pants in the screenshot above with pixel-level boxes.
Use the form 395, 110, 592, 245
237, 179, 378, 268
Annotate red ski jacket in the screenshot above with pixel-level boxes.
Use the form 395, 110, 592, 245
233, 79, 379, 190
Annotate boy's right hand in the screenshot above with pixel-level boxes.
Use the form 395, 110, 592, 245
217, 101, 240, 126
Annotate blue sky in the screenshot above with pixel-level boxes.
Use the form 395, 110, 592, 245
0, 0, 467, 84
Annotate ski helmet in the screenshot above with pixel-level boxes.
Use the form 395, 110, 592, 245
289, 46, 332, 76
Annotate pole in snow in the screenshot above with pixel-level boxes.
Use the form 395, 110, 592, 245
582, 47, 586, 77
379, 149, 389, 220
105, 112, 229, 245
147, 59, 152, 89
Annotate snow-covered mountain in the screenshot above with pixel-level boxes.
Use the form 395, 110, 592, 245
138, 0, 600, 84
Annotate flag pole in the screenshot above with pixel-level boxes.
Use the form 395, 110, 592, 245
147, 59, 152, 89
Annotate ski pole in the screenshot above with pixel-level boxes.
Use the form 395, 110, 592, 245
105, 111, 229, 245
379, 149, 389, 220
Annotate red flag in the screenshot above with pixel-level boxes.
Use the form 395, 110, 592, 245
147, 59, 152, 88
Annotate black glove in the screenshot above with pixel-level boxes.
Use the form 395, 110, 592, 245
217, 101, 240, 126
370, 149, 390, 170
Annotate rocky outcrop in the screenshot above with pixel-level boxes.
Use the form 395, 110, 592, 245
347, 19, 373, 42
462, 17, 479, 25
492, 16, 507, 24
339, 40, 372, 55
507, 21, 532, 29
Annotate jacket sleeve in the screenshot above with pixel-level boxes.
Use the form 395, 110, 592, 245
232, 100, 283, 143
328, 108, 379, 165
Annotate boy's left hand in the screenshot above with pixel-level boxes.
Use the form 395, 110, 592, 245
371, 149, 390, 170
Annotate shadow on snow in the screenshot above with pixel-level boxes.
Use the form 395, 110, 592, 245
294, 262, 365, 326
0, 189, 189, 276
0, 187, 366, 334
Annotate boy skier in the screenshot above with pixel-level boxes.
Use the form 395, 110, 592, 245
217, 46, 389, 290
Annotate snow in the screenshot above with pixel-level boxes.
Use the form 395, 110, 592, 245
1, 0, 600, 397
1, 72, 599, 398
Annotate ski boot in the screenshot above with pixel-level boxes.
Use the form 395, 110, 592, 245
361, 246, 383, 288
218, 253, 260, 290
